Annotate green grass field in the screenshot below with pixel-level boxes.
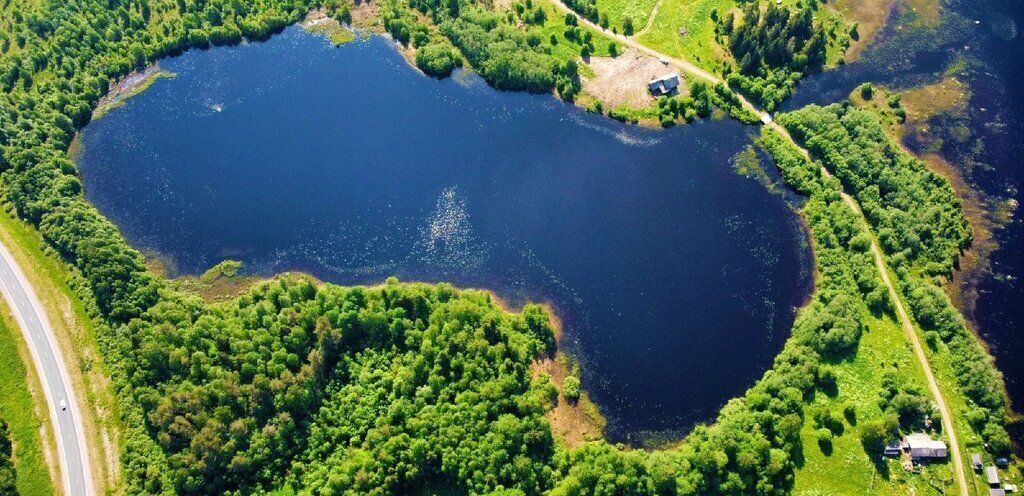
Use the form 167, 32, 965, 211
634, 0, 850, 73
0, 304, 56, 496
636, 0, 732, 70
592, 0, 659, 34
792, 313, 951, 494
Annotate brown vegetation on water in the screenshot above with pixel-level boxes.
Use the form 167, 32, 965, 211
850, 79, 1010, 335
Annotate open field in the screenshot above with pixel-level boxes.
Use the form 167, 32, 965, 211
0, 302, 56, 496
635, 0, 732, 70
792, 314, 947, 494
592, 0, 659, 33
582, 47, 666, 108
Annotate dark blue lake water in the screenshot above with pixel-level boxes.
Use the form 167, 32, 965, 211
75, 28, 812, 440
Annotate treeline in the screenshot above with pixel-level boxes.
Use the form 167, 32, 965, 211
441, 8, 564, 93
779, 103, 1012, 454
0, 419, 14, 495
715, 2, 831, 111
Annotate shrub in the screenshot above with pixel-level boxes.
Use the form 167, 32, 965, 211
416, 41, 462, 77
816, 428, 833, 454
562, 376, 581, 401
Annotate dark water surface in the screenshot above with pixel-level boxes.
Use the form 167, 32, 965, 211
76, 28, 812, 440
784, 0, 1024, 418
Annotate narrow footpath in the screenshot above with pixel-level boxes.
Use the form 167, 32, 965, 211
553, 1, 970, 492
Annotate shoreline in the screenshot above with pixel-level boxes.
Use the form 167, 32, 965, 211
91, 64, 175, 121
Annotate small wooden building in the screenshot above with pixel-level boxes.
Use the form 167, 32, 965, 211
986, 466, 1001, 486
648, 73, 680, 96
973, 453, 984, 471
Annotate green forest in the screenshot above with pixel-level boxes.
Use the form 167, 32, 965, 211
717, 2, 829, 111
0, 0, 1011, 492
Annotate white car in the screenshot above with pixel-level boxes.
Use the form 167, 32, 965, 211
59, 399, 66, 411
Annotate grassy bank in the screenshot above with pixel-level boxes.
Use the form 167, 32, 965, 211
0, 300, 57, 496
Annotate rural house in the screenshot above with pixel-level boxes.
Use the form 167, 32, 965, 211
904, 433, 948, 460
648, 73, 681, 96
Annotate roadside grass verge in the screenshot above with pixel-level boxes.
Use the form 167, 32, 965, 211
0, 301, 56, 496
0, 208, 122, 494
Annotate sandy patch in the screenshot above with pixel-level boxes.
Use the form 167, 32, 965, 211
531, 354, 606, 448
350, 0, 382, 30
583, 48, 673, 108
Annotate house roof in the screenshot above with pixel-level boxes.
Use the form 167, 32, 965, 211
905, 433, 946, 451
648, 73, 680, 94
986, 466, 1000, 484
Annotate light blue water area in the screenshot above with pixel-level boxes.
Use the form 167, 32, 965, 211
76, 27, 813, 440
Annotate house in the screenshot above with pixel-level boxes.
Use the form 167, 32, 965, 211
883, 440, 902, 457
1004, 484, 1018, 493
986, 466, 1000, 486
991, 490, 1007, 496
648, 73, 680, 96
973, 453, 985, 471
904, 433, 948, 460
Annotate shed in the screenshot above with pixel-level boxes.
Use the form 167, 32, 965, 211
986, 466, 1000, 486
648, 73, 681, 96
905, 433, 948, 460
883, 440, 902, 457
1005, 484, 1018, 493
973, 453, 985, 471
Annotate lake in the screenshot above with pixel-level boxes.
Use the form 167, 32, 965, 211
75, 28, 812, 441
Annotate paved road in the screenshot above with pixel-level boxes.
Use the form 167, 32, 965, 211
553, 2, 971, 491
0, 240, 92, 496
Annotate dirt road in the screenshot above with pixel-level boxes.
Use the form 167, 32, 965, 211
551, 2, 970, 490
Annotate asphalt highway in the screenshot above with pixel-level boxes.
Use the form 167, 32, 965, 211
0, 240, 92, 496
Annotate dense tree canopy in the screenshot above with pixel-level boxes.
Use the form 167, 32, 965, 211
717, 2, 833, 111
0, 0, 1007, 492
